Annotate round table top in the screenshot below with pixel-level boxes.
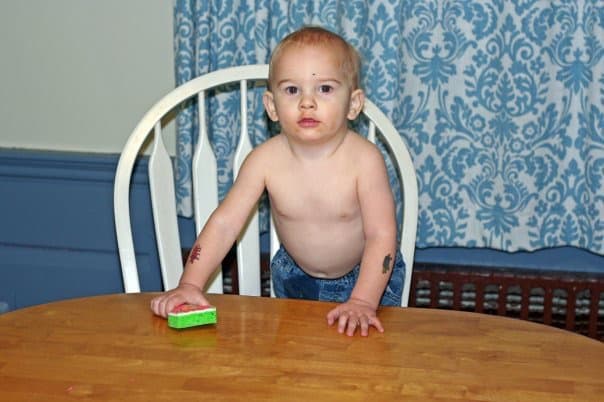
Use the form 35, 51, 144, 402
1, 293, 602, 401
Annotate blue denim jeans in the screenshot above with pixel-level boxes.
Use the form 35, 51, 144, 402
270, 245, 405, 306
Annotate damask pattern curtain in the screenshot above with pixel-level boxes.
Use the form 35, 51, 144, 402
174, 0, 604, 256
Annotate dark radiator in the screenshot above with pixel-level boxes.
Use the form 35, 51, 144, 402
409, 263, 604, 341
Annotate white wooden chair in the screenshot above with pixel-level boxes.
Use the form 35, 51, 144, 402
114, 64, 418, 307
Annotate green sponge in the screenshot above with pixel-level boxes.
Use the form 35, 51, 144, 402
168, 304, 217, 329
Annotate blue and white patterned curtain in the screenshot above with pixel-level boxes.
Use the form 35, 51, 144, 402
174, 0, 604, 256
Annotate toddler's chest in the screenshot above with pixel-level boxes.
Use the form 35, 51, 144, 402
267, 171, 360, 220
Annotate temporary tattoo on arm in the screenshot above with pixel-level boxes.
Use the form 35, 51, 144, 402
189, 245, 201, 264
382, 254, 392, 274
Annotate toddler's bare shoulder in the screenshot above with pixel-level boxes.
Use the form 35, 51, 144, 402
247, 136, 290, 173
346, 132, 384, 162
253, 135, 287, 155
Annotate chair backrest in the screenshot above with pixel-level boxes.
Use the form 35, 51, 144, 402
114, 64, 418, 307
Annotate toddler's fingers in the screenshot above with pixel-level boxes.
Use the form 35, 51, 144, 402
150, 297, 161, 316
156, 294, 180, 318
369, 316, 384, 333
338, 313, 356, 335
359, 316, 370, 337
326, 307, 341, 326
345, 317, 360, 337
151, 296, 169, 318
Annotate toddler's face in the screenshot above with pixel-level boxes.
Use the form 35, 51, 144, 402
263, 44, 364, 145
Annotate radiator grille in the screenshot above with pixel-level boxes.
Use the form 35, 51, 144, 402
411, 263, 604, 341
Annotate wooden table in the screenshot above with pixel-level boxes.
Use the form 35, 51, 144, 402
1, 293, 602, 401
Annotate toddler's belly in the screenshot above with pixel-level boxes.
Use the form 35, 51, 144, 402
275, 221, 365, 278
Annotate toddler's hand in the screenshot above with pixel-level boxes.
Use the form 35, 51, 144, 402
326, 298, 383, 337
150, 283, 209, 318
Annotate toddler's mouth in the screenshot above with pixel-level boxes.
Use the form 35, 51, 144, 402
298, 118, 319, 127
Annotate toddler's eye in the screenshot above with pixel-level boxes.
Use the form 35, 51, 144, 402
284, 86, 299, 95
318, 85, 334, 94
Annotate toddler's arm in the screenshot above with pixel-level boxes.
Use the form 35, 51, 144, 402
150, 148, 268, 318
327, 144, 397, 336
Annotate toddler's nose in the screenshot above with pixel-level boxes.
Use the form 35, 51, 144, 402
299, 93, 316, 110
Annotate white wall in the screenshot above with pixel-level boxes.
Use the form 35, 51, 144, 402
0, 1, 174, 153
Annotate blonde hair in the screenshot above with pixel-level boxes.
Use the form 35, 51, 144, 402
268, 26, 362, 90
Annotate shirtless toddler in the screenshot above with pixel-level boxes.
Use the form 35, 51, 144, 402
151, 26, 405, 337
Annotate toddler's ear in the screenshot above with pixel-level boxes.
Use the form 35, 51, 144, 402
263, 91, 279, 122
347, 89, 365, 120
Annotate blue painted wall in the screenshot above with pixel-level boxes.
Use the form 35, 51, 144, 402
1, 149, 602, 312
0, 149, 162, 312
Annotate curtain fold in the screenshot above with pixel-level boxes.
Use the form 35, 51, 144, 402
174, 0, 604, 256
